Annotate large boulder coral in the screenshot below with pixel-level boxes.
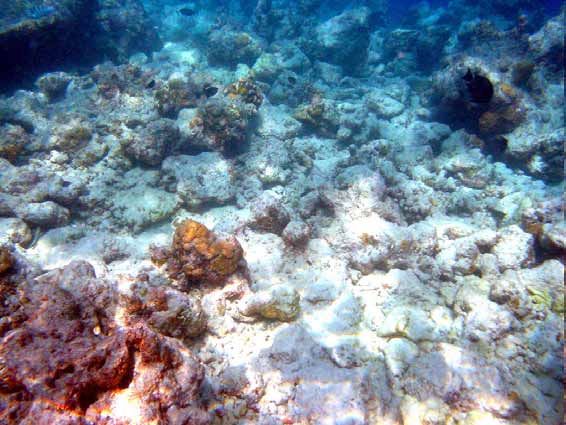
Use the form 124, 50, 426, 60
0, 260, 210, 424
151, 219, 246, 286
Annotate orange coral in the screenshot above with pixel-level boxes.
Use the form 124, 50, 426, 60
157, 219, 244, 285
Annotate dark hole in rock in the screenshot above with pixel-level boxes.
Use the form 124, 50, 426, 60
78, 384, 100, 411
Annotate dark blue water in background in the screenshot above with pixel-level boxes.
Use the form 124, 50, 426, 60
387, 0, 563, 13
544, 0, 564, 13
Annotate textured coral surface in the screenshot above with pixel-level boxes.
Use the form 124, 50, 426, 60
165, 219, 245, 285
0, 260, 209, 424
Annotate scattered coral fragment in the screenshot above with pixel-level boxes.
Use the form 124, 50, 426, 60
238, 285, 300, 322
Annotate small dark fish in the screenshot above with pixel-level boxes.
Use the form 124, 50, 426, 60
203, 85, 218, 97
287, 76, 297, 85
178, 7, 196, 16
146, 79, 156, 89
463, 68, 493, 104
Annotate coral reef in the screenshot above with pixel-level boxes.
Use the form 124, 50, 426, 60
521, 197, 565, 257
224, 77, 264, 108
250, 192, 291, 235
237, 285, 300, 321
511, 61, 535, 86
91, 62, 154, 99
478, 104, 525, 135
162, 152, 236, 209
0, 159, 79, 228
0, 218, 32, 247
0, 1, 563, 423
282, 219, 312, 247
94, 0, 161, 63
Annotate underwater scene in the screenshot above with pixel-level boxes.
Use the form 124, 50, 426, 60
0, 0, 564, 423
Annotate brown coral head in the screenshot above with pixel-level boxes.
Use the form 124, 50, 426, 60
0, 247, 14, 275
170, 219, 244, 285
